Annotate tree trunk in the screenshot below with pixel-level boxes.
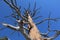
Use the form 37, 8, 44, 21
28, 15, 42, 40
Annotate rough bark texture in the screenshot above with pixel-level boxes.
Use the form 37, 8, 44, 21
1, 0, 60, 40
28, 15, 42, 40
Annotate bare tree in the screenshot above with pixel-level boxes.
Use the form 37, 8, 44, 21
0, 0, 60, 40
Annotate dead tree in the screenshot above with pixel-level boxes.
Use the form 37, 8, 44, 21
0, 0, 60, 40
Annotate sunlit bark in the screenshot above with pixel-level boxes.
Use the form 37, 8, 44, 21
0, 0, 60, 40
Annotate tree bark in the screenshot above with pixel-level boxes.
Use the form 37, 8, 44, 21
28, 15, 42, 40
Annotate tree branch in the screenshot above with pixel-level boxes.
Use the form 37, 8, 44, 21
2, 23, 20, 30
1, 22, 31, 40
36, 18, 60, 25
4, 0, 27, 21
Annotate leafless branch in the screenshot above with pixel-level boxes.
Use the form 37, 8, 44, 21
36, 18, 60, 25
1, 0, 60, 40
31, 2, 40, 17
4, 0, 27, 21
2, 23, 20, 30
33, 16, 42, 20
1, 22, 31, 40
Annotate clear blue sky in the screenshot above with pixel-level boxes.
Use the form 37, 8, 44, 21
0, 0, 60, 40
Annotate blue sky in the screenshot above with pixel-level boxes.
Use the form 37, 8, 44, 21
0, 0, 60, 40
